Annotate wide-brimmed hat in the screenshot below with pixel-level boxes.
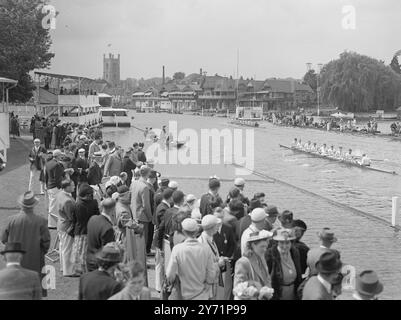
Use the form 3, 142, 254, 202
356, 270, 383, 296
318, 228, 337, 243
17, 191, 39, 208
0, 243, 26, 255
273, 228, 296, 241
247, 230, 273, 243
96, 244, 122, 263
316, 251, 342, 274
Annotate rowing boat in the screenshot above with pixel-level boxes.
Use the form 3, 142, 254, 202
279, 144, 398, 175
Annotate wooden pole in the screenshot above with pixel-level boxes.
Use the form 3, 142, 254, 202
392, 196, 399, 227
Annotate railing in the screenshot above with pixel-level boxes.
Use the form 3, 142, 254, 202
59, 112, 100, 126
58, 95, 100, 106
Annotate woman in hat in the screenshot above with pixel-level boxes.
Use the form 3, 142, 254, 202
265, 228, 302, 300
233, 230, 274, 300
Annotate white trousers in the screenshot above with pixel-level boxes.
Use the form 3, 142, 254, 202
155, 248, 164, 292
47, 188, 60, 229
59, 231, 75, 276
28, 169, 45, 194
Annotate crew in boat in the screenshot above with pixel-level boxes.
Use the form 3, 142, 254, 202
296, 139, 303, 149
310, 142, 318, 153
304, 140, 312, 151
319, 143, 328, 155
335, 146, 344, 159
291, 138, 298, 148
359, 154, 371, 167
327, 145, 336, 157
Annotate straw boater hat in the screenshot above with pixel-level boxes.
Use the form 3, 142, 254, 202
201, 215, 221, 231
273, 228, 296, 241
318, 228, 337, 243
234, 177, 245, 187
355, 270, 383, 297
17, 191, 39, 208
246, 230, 273, 243
181, 218, 199, 233
250, 208, 267, 223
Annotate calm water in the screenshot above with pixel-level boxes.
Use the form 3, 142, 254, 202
104, 112, 401, 299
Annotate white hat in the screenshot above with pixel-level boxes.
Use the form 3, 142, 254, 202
250, 208, 267, 222
34, 139, 41, 143
186, 194, 196, 203
168, 181, 178, 189
78, 148, 86, 153
182, 218, 199, 232
234, 178, 245, 186
247, 230, 273, 243
201, 215, 222, 230
53, 149, 63, 157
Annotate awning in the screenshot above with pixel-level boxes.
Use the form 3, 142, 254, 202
98, 93, 112, 98
132, 92, 145, 97
34, 71, 93, 82
0, 77, 18, 84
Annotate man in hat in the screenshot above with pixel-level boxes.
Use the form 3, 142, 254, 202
337, 270, 383, 300
302, 251, 343, 300
55, 179, 77, 277
239, 199, 266, 237
240, 208, 273, 255
154, 178, 170, 208
86, 198, 116, 272
168, 180, 178, 192
198, 214, 227, 300
306, 228, 338, 276
104, 142, 123, 178
213, 209, 236, 300
137, 143, 147, 163
45, 149, 66, 229
166, 218, 217, 300
88, 133, 102, 162
1, 192, 50, 295
72, 148, 90, 194
0, 243, 42, 300
28, 138, 47, 195
87, 151, 103, 187
145, 170, 158, 255
130, 165, 153, 253
199, 177, 223, 217
78, 243, 123, 300
233, 177, 250, 208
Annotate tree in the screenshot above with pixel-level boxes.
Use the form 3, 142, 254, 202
320, 51, 401, 112
0, 0, 55, 103
303, 70, 317, 92
390, 56, 401, 74
173, 72, 185, 81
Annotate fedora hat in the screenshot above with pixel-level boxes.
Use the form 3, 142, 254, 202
356, 270, 383, 297
273, 228, 296, 241
0, 243, 25, 255
316, 251, 342, 274
96, 244, 122, 263
17, 191, 39, 208
318, 228, 337, 243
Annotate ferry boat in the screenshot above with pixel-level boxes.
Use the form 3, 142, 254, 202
34, 72, 103, 127
99, 108, 134, 127
229, 105, 263, 127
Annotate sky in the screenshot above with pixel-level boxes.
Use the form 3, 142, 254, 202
43, 0, 401, 80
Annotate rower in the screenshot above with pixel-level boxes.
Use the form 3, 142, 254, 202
359, 154, 371, 167
310, 142, 318, 152
304, 140, 312, 151
344, 148, 354, 162
319, 143, 328, 155
335, 146, 344, 159
296, 138, 303, 149
291, 138, 298, 148
327, 145, 335, 156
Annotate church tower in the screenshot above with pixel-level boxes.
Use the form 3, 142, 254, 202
103, 53, 120, 87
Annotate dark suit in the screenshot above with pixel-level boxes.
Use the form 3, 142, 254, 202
213, 224, 236, 259
294, 240, 310, 275
199, 193, 223, 217
122, 156, 136, 187
265, 244, 302, 300
0, 265, 42, 300
153, 201, 170, 249
86, 215, 115, 272
302, 275, 333, 300
78, 270, 123, 300
72, 157, 89, 184
157, 206, 179, 250
45, 159, 65, 189
28, 146, 47, 171
137, 150, 147, 163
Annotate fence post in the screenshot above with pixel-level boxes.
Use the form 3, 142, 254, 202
392, 196, 400, 227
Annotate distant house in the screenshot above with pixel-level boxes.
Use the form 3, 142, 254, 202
198, 75, 236, 111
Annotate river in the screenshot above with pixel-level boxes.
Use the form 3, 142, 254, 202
103, 111, 401, 299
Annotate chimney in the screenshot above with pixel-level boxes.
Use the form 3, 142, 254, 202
162, 66, 165, 85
